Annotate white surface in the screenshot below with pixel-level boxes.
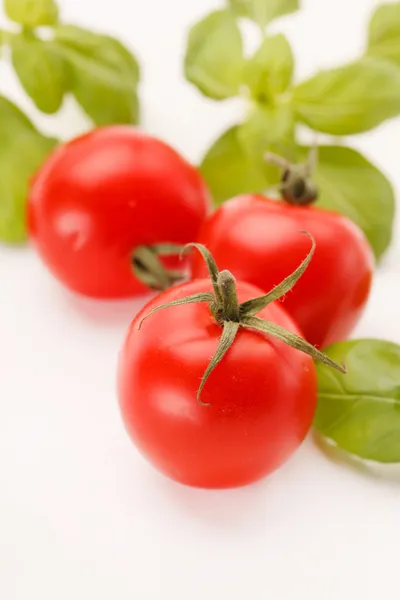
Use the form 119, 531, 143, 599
1, 1, 400, 599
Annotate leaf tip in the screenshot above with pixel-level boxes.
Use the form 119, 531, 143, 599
196, 392, 212, 407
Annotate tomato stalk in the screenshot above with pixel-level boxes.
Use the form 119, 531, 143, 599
139, 236, 345, 405
132, 243, 187, 291
266, 145, 319, 206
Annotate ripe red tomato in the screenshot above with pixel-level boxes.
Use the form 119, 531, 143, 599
28, 126, 210, 298
118, 278, 317, 489
192, 195, 374, 348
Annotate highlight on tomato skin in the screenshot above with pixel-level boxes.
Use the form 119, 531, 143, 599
117, 279, 318, 489
27, 126, 211, 299
191, 194, 374, 349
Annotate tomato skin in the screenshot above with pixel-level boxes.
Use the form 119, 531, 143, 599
192, 196, 374, 349
118, 279, 317, 489
28, 126, 210, 298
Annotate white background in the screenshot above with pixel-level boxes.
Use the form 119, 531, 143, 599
1, 1, 400, 598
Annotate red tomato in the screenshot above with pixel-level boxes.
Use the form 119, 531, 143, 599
118, 278, 317, 489
192, 196, 374, 348
28, 126, 210, 298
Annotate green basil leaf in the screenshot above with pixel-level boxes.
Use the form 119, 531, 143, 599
54, 25, 140, 83
244, 34, 294, 101
184, 10, 244, 100
367, 3, 400, 66
54, 25, 140, 125
200, 126, 273, 204
228, 0, 299, 28
4, 0, 58, 27
11, 34, 69, 114
0, 96, 57, 243
315, 339, 400, 463
300, 145, 394, 260
238, 104, 295, 158
293, 57, 400, 134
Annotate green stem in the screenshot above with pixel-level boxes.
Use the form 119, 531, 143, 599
218, 270, 240, 322
241, 317, 344, 373
197, 321, 240, 406
138, 292, 214, 330
138, 238, 345, 405
183, 243, 223, 306
150, 243, 186, 256
240, 232, 315, 316
266, 147, 319, 206
132, 244, 186, 291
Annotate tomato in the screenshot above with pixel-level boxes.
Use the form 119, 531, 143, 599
192, 195, 374, 348
118, 279, 317, 488
28, 126, 210, 298
117, 238, 337, 489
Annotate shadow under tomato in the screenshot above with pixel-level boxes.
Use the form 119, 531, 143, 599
145, 471, 274, 531
138, 442, 317, 532
51, 283, 154, 330
312, 431, 400, 485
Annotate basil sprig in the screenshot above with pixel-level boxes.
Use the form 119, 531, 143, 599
184, 0, 399, 260
0, 0, 140, 243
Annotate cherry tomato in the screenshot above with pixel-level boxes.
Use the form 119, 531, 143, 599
28, 126, 210, 298
118, 277, 317, 489
192, 195, 374, 348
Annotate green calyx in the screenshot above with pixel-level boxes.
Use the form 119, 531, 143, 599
266, 145, 319, 206
139, 235, 345, 406
132, 243, 186, 291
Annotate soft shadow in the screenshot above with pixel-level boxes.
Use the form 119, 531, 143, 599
53, 285, 154, 329
312, 431, 400, 485
141, 462, 279, 531
377, 242, 400, 274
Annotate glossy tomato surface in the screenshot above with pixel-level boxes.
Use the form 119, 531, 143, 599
192, 196, 374, 348
118, 279, 317, 489
28, 126, 210, 298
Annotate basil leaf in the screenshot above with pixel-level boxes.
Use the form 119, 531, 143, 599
367, 3, 400, 66
4, 0, 58, 27
293, 57, 400, 134
244, 34, 294, 101
54, 25, 140, 125
238, 104, 295, 158
184, 10, 244, 100
315, 339, 400, 463
200, 126, 272, 204
299, 145, 394, 260
11, 34, 69, 114
54, 25, 140, 83
0, 96, 57, 243
228, 0, 299, 28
